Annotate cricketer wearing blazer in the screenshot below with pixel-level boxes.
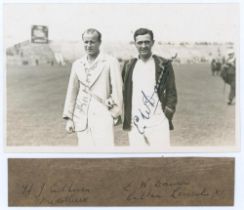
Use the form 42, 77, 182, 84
63, 28, 123, 147
122, 28, 177, 147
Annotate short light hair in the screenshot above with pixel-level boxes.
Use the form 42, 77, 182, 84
134, 28, 154, 41
82, 28, 102, 42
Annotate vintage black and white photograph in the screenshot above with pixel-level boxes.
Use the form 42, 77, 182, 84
4, 3, 239, 152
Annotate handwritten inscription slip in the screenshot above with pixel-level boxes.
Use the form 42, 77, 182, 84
8, 158, 234, 206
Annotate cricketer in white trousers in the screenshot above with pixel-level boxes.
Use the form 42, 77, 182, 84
63, 53, 123, 147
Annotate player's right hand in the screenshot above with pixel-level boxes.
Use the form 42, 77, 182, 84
65, 119, 74, 134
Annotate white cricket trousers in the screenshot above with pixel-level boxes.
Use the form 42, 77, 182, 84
128, 117, 170, 147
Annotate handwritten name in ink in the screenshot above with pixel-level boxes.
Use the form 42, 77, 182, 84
133, 90, 158, 134
20, 181, 90, 205
122, 178, 226, 201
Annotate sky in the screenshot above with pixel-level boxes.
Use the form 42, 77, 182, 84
3, 3, 239, 47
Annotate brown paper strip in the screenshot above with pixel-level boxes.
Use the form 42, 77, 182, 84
8, 158, 234, 206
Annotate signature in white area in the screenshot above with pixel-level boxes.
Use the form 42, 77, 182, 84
133, 90, 159, 134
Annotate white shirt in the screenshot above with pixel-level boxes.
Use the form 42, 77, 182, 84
131, 56, 166, 132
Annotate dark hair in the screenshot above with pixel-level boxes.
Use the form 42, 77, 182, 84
134, 28, 154, 41
82, 28, 102, 42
